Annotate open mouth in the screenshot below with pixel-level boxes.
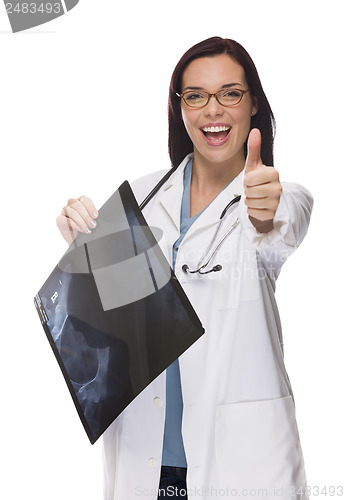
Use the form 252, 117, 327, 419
201, 125, 231, 146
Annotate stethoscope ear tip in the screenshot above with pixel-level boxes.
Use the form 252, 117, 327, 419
199, 264, 222, 274
182, 263, 222, 275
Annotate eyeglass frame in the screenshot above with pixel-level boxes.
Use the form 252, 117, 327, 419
176, 88, 251, 109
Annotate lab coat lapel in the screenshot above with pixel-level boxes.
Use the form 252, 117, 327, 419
157, 155, 191, 231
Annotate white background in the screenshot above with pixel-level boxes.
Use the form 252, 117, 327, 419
1, 1, 344, 498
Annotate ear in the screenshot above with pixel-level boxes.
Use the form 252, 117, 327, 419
251, 96, 259, 117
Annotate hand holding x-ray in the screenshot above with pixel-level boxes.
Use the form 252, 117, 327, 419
57, 195, 99, 244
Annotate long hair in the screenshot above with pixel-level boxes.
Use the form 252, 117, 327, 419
168, 37, 276, 168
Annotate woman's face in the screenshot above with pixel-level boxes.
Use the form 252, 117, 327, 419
180, 54, 258, 170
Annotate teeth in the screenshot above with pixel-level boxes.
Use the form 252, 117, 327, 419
202, 126, 230, 133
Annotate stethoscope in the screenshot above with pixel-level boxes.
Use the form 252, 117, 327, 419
139, 166, 241, 275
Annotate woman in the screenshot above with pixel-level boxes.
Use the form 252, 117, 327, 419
57, 37, 313, 500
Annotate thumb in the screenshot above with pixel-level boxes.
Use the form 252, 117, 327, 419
245, 128, 262, 172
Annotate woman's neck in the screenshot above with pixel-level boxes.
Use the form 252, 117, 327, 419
189, 149, 245, 216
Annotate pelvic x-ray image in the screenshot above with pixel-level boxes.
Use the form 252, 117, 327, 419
34, 182, 204, 444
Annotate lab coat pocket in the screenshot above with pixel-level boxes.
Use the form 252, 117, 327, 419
215, 234, 261, 310
215, 396, 308, 499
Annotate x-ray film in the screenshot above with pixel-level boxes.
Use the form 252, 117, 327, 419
34, 181, 204, 444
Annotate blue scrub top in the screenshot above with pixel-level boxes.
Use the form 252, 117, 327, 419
161, 158, 233, 467
162, 159, 199, 467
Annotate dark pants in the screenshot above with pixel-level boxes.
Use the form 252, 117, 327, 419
157, 466, 188, 499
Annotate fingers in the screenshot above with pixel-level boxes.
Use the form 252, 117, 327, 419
63, 198, 97, 231
245, 195, 279, 211
244, 168, 280, 193
56, 214, 83, 244
245, 197, 279, 219
245, 128, 262, 172
78, 195, 98, 220
57, 195, 99, 244
246, 207, 276, 222
244, 164, 282, 223
243, 129, 282, 227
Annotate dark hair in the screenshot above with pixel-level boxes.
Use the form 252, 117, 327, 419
168, 36, 276, 168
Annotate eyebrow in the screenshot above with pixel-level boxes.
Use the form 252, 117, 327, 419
182, 83, 244, 92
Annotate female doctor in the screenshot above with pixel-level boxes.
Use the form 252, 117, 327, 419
57, 37, 313, 500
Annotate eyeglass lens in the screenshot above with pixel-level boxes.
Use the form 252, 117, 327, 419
183, 89, 245, 108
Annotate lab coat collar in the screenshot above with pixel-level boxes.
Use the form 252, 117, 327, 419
158, 153, 244, 232
158, 154, 192, 231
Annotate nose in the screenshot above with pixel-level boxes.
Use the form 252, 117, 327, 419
204, 95, 224, 117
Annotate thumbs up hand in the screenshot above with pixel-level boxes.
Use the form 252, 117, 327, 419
244, 128, 282, 232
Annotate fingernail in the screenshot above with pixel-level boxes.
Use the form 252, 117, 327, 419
84, 228, 92, 234
89, 220, 97, 228
92, 211, 98, 218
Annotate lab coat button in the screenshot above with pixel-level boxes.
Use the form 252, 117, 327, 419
148, 458, 157, 467
153, 397, 163, 407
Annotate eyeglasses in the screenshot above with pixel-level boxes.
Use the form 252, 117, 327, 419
176, 88, 250, 109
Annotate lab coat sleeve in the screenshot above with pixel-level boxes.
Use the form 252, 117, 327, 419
238, 182, 313, 279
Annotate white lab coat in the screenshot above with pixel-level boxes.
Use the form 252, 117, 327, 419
103, 154, 313, 500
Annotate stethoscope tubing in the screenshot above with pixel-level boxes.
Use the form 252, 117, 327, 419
139, 166, 178, 211
185, 217, 240, 274
138, 167, 241, 275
